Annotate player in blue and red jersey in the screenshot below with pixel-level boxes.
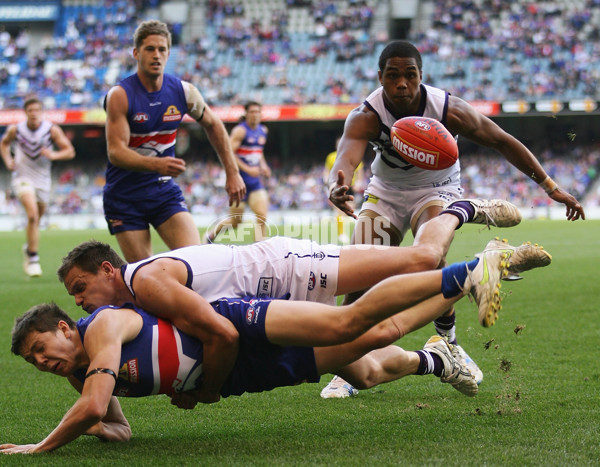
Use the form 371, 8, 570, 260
104, 20, 245, 263
7, 247, 539, 452
205, 101, 272, 243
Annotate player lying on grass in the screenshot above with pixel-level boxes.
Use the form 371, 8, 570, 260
57, 225, 551, 403
3, 247, 545, 454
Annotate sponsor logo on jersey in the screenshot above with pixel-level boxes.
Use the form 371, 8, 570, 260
364, 193, 379, 204
308, 271, 316, 290
133, 112, 149, 122
119, 359, 139, 383
108, 218, 124, 227
149, 101, 162, 106
391, 136, 438, 168
257, 277, 273, 297
320, 273, 327, 289
312, 251, 325, 260
163, 105, 182, 122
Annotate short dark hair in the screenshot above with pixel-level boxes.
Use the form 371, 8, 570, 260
378, 40, 422, 72
12, 303, 75, 356
245, 101, 262, 112
133, 20, 172, 50
57, 240, 126, 283
23, 97, 42, 110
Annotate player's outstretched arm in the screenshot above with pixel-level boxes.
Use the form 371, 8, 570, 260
184, 81, 245, 206
132, 259, 239, 403
447, 96, 585, 221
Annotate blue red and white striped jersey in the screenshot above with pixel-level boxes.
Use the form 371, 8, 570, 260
74, 305, 204, 397
237, 121, 267, 168
104, 73, 188, 199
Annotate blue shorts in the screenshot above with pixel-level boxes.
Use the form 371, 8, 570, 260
241, 172, 264, 201
103, 181, 189, 234
212, 296, 320, 397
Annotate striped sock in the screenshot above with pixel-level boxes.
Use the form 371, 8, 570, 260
415, 350, 444, 377
434, 314, 457, 345
441, 201, 476, 229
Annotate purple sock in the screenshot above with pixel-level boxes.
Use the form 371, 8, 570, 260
441, 201, 475, 229
415, 350, 444, 377
434, 314, 457, 345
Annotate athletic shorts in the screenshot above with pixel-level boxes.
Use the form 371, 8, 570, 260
11, 177, 50, 204
360, 176, 464, 236
213, 296, 319, 397
103, 181, 190, 234
241, 172, 264, 200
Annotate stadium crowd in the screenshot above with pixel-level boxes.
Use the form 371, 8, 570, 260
1, 143, 598, 219
2, 0, 600, 108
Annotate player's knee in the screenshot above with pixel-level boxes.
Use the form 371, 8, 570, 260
411, 244, 445, 271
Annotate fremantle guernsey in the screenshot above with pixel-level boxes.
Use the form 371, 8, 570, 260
121, 237, 341, 305
12, 120, 53, 191
366, 83, 461, 189
104, 73, 188, 199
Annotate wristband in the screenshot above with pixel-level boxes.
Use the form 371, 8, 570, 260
539, 176, 558, 194
86, 368, 118, 383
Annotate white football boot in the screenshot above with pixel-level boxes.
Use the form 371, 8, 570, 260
320, 375, 358, 399
453, 344, 483, 385
424, 336, 478, 397
454, 198, 522, 228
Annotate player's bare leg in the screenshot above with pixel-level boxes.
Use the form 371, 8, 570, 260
156, 211, 201, 252
19, 190, 44, 277
247, 189, 269, 241
115, 229, 153, 263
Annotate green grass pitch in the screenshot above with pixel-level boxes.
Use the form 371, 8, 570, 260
0, 220, 598, 466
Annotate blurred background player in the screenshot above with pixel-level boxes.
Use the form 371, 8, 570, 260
206, 101, 271, 243
325, 40, 585, 398
104, 20, 245, 262
0, 97, 75, 277
323, 136, 365, 243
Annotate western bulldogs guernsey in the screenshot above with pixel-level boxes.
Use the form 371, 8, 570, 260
104, 73, 187, 199
74, 305, 204, 397
73, 300, 319, 398
12, 120, 53, 191
121, 237, 340, 305
366, 84, 461, 189
237, 120, 267, 192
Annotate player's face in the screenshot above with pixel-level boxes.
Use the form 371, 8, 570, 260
63, 265, 117, 314
20, 324, 82, 377
134, 34, 170, 78
379, 57, 422, 115
25, 102, 43, 129
245, 105, 262, 127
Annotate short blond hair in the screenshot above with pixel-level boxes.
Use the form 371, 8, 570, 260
133, 20, 172, 50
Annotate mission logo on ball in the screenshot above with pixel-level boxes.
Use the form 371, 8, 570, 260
390, 116, 458, 170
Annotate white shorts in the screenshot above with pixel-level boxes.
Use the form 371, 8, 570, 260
11, 177, 50, 204
360, 176, 464, 236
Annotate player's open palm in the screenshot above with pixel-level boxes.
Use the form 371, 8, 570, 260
550, 188, 585, 221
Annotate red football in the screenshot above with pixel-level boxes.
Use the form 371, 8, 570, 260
390, 116, 458, 170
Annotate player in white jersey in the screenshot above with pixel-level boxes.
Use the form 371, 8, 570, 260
0, 97, 75, 277
325, 40, 582, 397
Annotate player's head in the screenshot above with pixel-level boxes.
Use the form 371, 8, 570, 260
23, 97, 43, 126
58, 241, 126, 313
243, 101, 262, 125
378, 41, 422, 73
133, 20, 172, 50
377, 41, 423, 112
11, 302, 76, 368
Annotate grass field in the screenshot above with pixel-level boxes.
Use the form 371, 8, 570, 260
0, 220, 599, 466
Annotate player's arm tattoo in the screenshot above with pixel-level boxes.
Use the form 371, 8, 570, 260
185, 83, 207, 122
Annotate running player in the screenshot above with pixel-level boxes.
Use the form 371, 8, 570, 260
0, 97, 75, 277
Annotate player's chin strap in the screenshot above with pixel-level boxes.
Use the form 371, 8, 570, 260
85, 367, 118, 383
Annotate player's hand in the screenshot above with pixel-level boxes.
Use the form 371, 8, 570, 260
549, 188, 585, 221
171, 391, 199, 410
0, 443, 40, 454
39, 147, 55, 161
3, 158, 15, 171
226, 172, 246, 207
329, 170, 356, 218
155, 157, 187, 177
261, 165, 272, 177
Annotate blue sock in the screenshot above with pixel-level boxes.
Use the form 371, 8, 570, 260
441, 258, 479, 298
441, 201, 476, 229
